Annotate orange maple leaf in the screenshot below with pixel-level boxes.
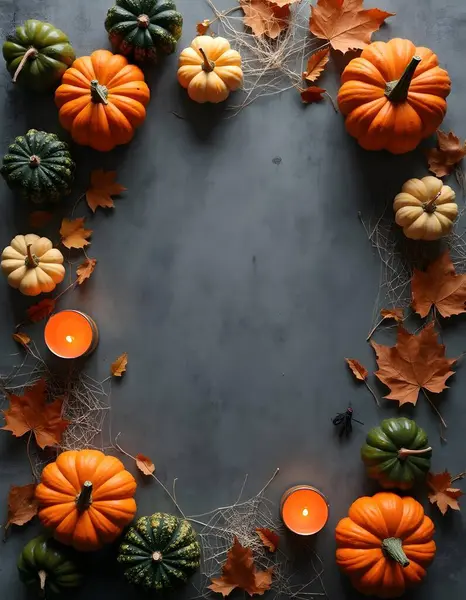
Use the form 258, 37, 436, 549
27, 298, 56, 323
371, 323, 456, 406
270, 0, 301, 6
197, 19, 211, 35
427, 471, 464, 515
300, 86, 326, 103
310, 0, 394, 54
28, 211, 53, 229
135, 453, 155, 476
427, 130, 466, 177
345, 358, 368, 381
303, 48, 330, 82
241, 0, 291, 39
12, 332, 31, 349
111, 353, 128, 377
380, 308, 403, 322
86, 169, 126, 212
60, 218, 92, 249
2, 379, 69, 449
256, 528, 279, 552
5, 483, 39, 532
76, 258, 97, 285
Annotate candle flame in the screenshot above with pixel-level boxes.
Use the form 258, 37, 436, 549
65, 335, 74, 343
302, 507, 309, 517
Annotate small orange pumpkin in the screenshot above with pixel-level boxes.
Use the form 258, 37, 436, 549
338, 38, 451, 154
55, 49, 150, 152
36, 449, 137, 551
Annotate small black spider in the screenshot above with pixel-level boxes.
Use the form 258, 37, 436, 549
332, 406, 363, 437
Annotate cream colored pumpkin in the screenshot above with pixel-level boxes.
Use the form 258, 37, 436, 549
394, 176, 457, 241
177, 36, 243, 104
1, 234, 65, 296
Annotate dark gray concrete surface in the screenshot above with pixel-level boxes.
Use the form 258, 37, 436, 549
1, 0, 466, 598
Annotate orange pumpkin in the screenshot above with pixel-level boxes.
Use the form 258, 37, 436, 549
336, 492, 436, 598
55, 49, 150, 152
337, 38, 451, 154
36, 449, 137, 551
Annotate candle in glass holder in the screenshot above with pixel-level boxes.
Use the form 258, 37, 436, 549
45, 310, 98, 359
280, 485, 329, 535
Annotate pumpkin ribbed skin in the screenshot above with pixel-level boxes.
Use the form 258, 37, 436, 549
338, 38, 451, 154
118, 513, 201, 590
336, 493, 436, 598
36, 449, 137, 552
3, 20, 75, 91
361, 418, 432, 490
55, 50, 150, 152
18, 535, 83, 596
105, 0, 183, 63
1, 130, 75, 204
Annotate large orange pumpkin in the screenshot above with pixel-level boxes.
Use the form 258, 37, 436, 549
55, 49, 150, 152
336, 492, 436, 598
337, 38, 451, 154
36, 449, 137, 551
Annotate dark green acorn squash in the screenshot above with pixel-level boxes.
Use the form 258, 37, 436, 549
3, 20, 75, 91
1, 129, 75, 204
105, 0, 183, 63
18, 535, 83, 596
118, 512, 201, 590
361, 417, 432, 490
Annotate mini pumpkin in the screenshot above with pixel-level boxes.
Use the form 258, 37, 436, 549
36, 449, 137, 552
394, 176, 457, 240
338, 38, 451, 154
1, 234, 65, 296
55, 49, 150, 152
178, 36, 243, 104
336, 492, 436, 598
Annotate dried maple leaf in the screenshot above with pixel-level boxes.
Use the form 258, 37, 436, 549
300, 86, 326, 103
2, 379, 69, 449
345, 358, 368, 381
12, 332, 31, 349
135, 453, 155, 476
270, 0, 301, 6
241, 0, 291, 39
371, 323, 456, 406
197, 19, 211, 35
28, 211, 53, 229
428, 471, 464, 515
60, 217, 92, 249
86, 169, 126, 212
111, 352, 128, 377
256, 528, 279, 552
427, 130, 466, 177
303, 48, 330, 82
76, 258, 97, 285
5, 484, 38, 532
380, 308, 404, 322
27, 298, 56, 323
310, 0, 394, 54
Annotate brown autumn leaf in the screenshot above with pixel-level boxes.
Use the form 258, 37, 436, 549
310, 0, 395, 54
345, 358, 368, 381
270, 0, 301, 6
76, 258, 97, 285
427, 471, 464, 515
27, 298, 56, 323
28, 211, 53, 229
2, 379, 69, 449
197, 19, 211, 35
380, 308, 404, 322
60, 217, 92, 250
371, 323, 456, 406
135, 453, 155, 476
256, 528, 279, 552
303, 48, 330, 82
426, 130, 466, 177
300, 86, 326, 103
86, 169, 127, 212
411, 251, 466, 319
5, 484, 38, 532
111, 352, 128, 377
12, 332, 31, 349
240, 0, 291, 39
209, 537, 273, 597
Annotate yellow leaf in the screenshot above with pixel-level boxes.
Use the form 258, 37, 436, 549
111, 352, 128, 377
86, 169, 126, 212
60, 218, 92, 249
303, 48, 330, 82
76, 258, 97, 285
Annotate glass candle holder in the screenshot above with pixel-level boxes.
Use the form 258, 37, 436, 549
280, 485, 329, 535
45, 310, 98, 359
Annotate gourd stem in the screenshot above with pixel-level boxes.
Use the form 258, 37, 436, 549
385, 56, 421, 103
137, 14, 150, 28
382, 538, 410, 568
76, 481, 93, 511
152, 551, 163, 562
199, 48, 214, 73
25, 244, 39, 268
424, 190, 442, 212
12, 47, 38, 83
38, 570, 47, 591
398, 446, 432, 458
29, 155, 41, 167
90, 80, 109, 105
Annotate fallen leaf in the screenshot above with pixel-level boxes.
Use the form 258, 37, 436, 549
60, 217, 92, 249
240, 0, 291, 39
427, 471, 463, 515
300, 86, 326, 103
209, 537, 273, 597
12, 332, 31, 349
27, 298, 56, 323
411, 251, 466, 319
310, 0, 395, 54
380, 308, 404, 322
5, 484, 38, 532
111, 353, 128, 377
256, 528, 279, 552
270, 0, 301, 6
427, 130, 466, 177
86, 169, 126, 212
303, 48, 330, 82
197, 19, 211, 35
135, 453, 155, 476
345, 358, 368, 381
2, 379, 69, 449
28, 211, 53, 229
76, 258, 97, 285
371, 323, 456, 406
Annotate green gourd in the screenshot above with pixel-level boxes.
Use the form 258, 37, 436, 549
118, 512, 201, 590
3, 20, 75, 91
361, 417, 432, 490
18, 535, 83, 596
105, 0, 183, 63
1, 129, 75, 204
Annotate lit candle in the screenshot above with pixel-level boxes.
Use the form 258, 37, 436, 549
280, 485, 329, 535
44, 310, 98, 359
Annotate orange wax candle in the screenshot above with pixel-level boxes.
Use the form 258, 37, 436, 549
280, 485, 329, 535
45, 310, 98, 359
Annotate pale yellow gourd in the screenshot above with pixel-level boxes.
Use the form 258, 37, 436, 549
394, 176, 457, 241
1, 234, 65, 296
177, 36, 243, 104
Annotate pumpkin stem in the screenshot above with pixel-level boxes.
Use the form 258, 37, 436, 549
382, 538, 410, 568
90, 80, 109, 105
137, 14, 150, 28
25, 244, 39, 268
38, 569, 47, 592
398, 446, 433, 458
76, 480, 93, 511
424, 189, 442, 213
152, 551, 163, 562
199, 47, 215, 73
12, 46, 38, 83
29, 155, 41, 168
385, 56, 421, 103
